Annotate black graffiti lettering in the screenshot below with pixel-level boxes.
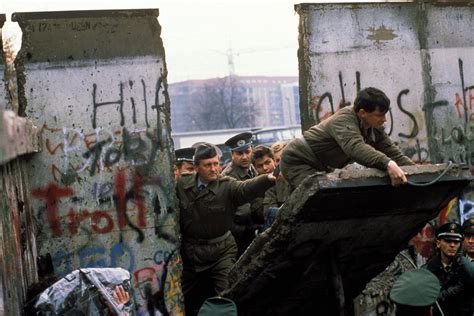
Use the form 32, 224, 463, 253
145, 130, 161, 167
459, 58, 468, 127
441, 128, 451, 145
142, 79, 150, 128
82, 138, 112, 175
387, 108, 394, 136
422, 100, 449, 111
451, 126, 465, 144
397, 89, 419, 139
152, 76, 164, 110
356, 71, 361, 93
316, 92, 334, 123
338, 72, 351, 108
113, 188, 145, 243
104, 147, 122, 167
92, 83, 124, 128
122, 127, 148, 163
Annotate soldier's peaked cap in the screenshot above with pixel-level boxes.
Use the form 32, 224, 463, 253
389, 269, 441, 307
436, 222, 462, 241
462, 216, 474, 235
175, 147, 195, 164
225, 132, 253, 152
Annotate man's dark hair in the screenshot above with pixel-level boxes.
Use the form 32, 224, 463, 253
251, 145, 273, 164
194, 143, 218, 164
354, 87, 390, 113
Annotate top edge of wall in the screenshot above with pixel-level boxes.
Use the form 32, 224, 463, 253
12, 9, 159, 22
295, 1, 473, 11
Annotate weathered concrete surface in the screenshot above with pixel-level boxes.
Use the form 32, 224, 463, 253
13, 10, 183, 314
296, 2, 474, 166
224, 164, 471, 315
0, 14, 6, 109
0, 159, 38, 316
0, 14, 38, 316
0, 109, 40, 165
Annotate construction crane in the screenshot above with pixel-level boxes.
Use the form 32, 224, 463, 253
211, 44, 292, 76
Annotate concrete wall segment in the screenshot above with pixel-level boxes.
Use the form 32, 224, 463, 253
296, 2, 474, 165
14, 9, 182, 314
0, 159, 38, 316
0, 14, 7, 110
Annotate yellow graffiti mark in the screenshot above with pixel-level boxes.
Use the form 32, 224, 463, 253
366, 25, 398, 43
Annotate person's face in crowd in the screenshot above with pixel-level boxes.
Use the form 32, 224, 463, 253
273, 150, 282, 165
437, 238, 461, 261
178, 161, 195, 175
254, 155, 276, 175
195, 155, 220, 182
231, 147, 252, 169
463, 234, 474, 257
358, 106, 387, 130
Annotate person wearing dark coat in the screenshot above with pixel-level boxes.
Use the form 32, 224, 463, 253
424, 222, 474, 316
177, 143, 275, 315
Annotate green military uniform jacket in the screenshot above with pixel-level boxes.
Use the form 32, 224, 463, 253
263, 177, 291, 214
304, 106, 414, 170
176, 172, 273, 240
221, 162, 264, 225
281, 106, 414, 189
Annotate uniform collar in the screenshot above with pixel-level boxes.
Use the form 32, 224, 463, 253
181, 173, 219, 194
231, 162, 256, 179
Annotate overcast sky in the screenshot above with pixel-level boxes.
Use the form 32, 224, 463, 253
2, 0, 403, 83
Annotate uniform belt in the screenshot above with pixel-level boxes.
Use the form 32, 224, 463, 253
184, 231, 231, 245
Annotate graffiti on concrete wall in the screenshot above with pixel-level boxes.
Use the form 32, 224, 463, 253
29, 76, 181, 315
13, 10, 183, 314
307, 56, 474, 167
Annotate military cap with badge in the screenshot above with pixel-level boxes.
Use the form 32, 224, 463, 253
225, 132, 253, 152
175, 147, 196, 164
462, 216, 474, 236
436, 222, 463, 241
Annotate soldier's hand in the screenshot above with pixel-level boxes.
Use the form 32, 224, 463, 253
387, 160, 407, 187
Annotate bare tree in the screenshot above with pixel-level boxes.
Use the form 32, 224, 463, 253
189, 76, 255, 130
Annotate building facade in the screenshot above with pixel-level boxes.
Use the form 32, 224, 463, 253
169, 75, 299, 132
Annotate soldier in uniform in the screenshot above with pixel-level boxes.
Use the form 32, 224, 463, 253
389, 268, 441, 316
280, 87, 415, 190
462, 216, 474, 262
221, 132, 261, 257
173, 147, 195, 181
425, 222, 474, 316
176, 143, 275, 315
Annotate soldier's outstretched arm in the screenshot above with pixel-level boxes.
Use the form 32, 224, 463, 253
230, 174, 275, 206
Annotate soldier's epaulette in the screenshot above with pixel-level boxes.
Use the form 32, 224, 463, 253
219, 175, 233, 182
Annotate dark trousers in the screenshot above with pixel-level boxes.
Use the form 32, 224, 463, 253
181, 234, 237, 316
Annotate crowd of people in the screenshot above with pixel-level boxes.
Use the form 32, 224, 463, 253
173, 87, 474, 315
27, 87, 474, 315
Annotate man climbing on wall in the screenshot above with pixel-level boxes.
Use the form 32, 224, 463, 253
176, 143, 276, 315
280, 87, 415, 190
